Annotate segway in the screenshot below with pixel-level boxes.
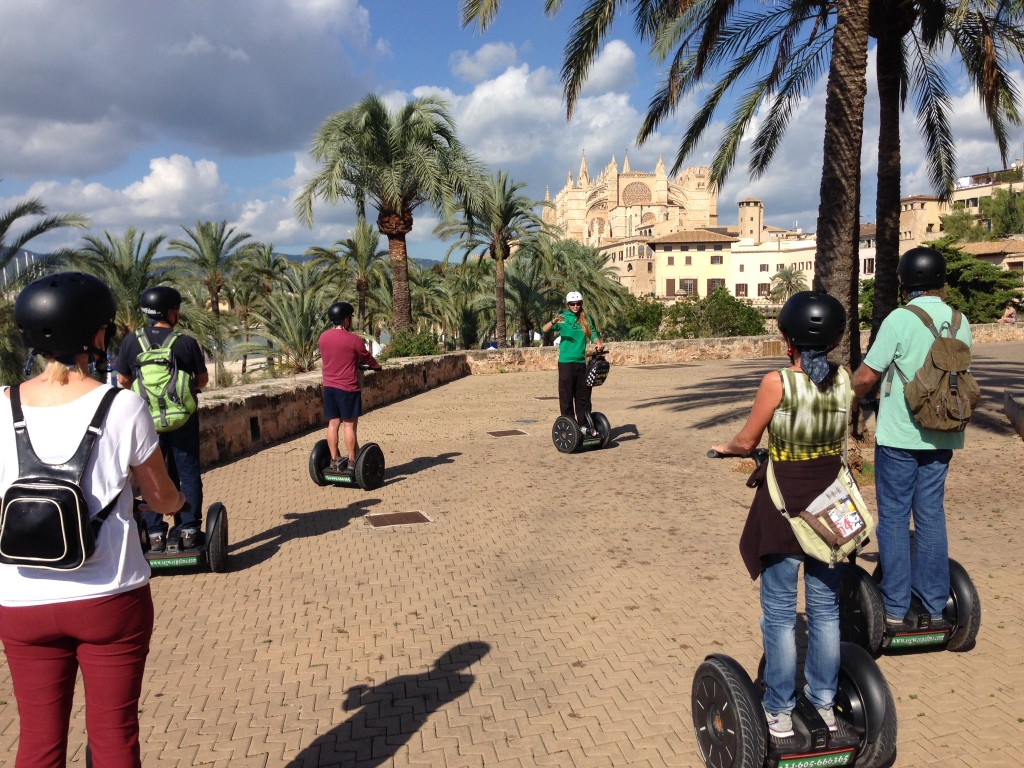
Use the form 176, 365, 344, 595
838, 547, 981, 655
551, 351, 612, 453
692, 642, 898, 768
309, 440, 385, 490
140, 500, 229, 573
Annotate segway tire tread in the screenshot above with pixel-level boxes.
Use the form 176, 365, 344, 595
206, 502, 229, 573
850, 676, 897, 768
592, 412, 611, 449
945, 559, 981, 652
309, 439, 331, 486
354, 443, 386, 491
838, 563, 885, 657
552, 416, 582, 454
692, 656, 766, 768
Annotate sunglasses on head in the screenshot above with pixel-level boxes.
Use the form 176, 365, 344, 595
568, 301, 582, 307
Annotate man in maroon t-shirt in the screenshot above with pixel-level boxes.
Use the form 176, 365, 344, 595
319, 302, 382, 471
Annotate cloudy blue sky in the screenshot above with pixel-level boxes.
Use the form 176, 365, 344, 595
2, 1, 1022, 263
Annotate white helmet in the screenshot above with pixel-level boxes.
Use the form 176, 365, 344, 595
566, 291, 583, 303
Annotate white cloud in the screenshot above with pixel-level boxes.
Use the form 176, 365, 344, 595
449, 42, 518, 83
579, 40, 637, 96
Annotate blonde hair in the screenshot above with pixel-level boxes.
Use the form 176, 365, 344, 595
580, 313, 593, 339
41, 358, 89, 385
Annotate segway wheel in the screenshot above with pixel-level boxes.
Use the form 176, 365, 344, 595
838, 563, 885, 656
552, 416, 582, 454
692, 656, 766, 768
309, 439, 331, 486
592, 411, 612, 449
354, 443, 386, 491
206, 502, 229, 573
945, 558, 981, 652
836, 642, 897, 768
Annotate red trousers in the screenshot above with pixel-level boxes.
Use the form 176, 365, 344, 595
0, 584, 153, 768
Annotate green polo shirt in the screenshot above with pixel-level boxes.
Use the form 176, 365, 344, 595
554, 310, 600, 363
863, 296, 973, 450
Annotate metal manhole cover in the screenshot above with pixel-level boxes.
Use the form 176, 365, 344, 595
514, 419, 537, 424
534, 396, 559, 400
488, 429, 528, 437
366, 511, 432, 528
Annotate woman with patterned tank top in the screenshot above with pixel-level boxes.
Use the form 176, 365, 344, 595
709, 291, 852, 741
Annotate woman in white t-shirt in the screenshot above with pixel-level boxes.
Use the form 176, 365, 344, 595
0, 273, 184, 768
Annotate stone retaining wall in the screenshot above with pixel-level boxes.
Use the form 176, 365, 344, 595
196, 323, 1024, 465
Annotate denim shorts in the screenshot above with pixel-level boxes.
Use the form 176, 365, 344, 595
323, 387, 362, 420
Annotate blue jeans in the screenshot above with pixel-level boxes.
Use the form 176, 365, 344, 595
874, 445, 952, 619
144, 414, 203, 535
760, 555, 841, 714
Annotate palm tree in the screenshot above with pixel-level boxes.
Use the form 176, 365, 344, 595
769, 266, 809, 303
869, 0, 1024, 341
306, 218, 388, 332
1, 183, 88, 383
436, 170, 553, 348
295, 94, 482, 333
504, 250, 557, 347
238, 261, 330, 374
237, 242, 289, 372
68, 228, 168, 345
168, 220, 253, 385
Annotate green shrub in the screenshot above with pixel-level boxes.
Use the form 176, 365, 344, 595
380, 330, 441, 360
662, 288, 766, 338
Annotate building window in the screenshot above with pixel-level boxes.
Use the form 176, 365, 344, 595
665, 245, 673, 252
685, 255, 692, 265
666, 278, 676, 296
735, 284, 748, 297
680, 246, 689, 251
707, 279, 725, 294
760, 264, 769, 272
715, 244, 723, 250
647, 262, 653, 273
667, 256, 675, 266
627, 263, 633, 272
758, 283, 771, 297
681, 279, 698, 296
777, 263, 785, 271
739, 264, 745, 272
863, 258, 874, 274
711, 255, 723, 265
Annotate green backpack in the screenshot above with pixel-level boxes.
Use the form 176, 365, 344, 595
130, 329, 197, 433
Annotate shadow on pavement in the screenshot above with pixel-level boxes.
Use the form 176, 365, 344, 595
609, 423, 640, 445
227, 498, 381, 571
384, 451, 461, 484
286, 641, 491, 768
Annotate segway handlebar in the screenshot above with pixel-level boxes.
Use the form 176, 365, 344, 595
706, 448, 769, 466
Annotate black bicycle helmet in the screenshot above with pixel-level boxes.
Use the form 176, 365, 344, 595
777, 291, 846, 348
327, 301, 354, 325
140, 285, 182, 322
15, 272, 116, 363
897, 246, 946, 292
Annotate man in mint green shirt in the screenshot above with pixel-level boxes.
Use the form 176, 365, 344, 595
542, 291, 604, 428
852, 247, 971, 630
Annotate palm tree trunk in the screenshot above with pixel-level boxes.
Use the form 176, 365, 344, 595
871, 33, 903, 347
495, 253, 508, 348
379, 211, 414, 333
813, 0, 870, 368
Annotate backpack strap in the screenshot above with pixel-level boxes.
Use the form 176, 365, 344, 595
883, 305, 940, 395
160, 331, 182, 350
9, 386, 123, 523
135, 327, 153, 353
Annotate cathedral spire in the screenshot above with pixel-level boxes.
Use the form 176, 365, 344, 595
655, 155, 666, 176
622, 153, 631, 173
578, 150, 589, 186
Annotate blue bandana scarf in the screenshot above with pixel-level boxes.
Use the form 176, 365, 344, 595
801, 349, 831, 386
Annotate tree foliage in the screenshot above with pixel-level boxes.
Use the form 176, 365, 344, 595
662, 288, 767, 339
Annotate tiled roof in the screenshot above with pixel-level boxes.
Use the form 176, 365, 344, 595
957, 239, 1024, 256
647, 229, 739, 245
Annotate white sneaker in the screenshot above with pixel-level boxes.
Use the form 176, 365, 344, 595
763, 704, 794, 738
817, 706, 838, 732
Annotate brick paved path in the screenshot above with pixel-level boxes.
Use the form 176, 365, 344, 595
1, 343, 1022, 767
